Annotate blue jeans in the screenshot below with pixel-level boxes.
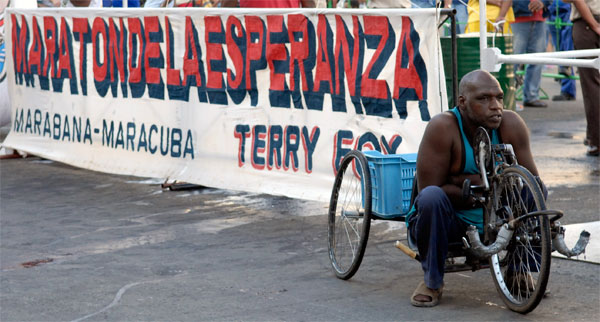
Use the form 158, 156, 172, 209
408, 186, 468, 290
511, 21, 548, 103
548, 1, 576, 97
412, 0, 437, 8
453, 3, 468, 34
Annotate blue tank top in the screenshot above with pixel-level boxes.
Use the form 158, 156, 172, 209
450, 107, 500, 232
406, 107, 501, 233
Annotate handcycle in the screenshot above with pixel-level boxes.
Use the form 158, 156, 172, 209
327, 127, 590, 314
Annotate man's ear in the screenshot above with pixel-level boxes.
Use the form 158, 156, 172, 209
457, 95, 466, 108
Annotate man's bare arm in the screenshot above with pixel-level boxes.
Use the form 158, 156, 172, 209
500, 111, 539, 177
497, 0, 512, 22
417, 115, 474, 208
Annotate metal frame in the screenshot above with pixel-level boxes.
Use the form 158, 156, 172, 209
477, 1, 600, 72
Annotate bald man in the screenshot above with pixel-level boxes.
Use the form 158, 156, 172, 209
407, 69, 542, 307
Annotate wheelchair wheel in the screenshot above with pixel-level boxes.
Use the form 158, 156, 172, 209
489, 165, 551, 314
328, 150, 371, 280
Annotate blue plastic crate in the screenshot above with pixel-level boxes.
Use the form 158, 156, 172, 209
363, 150, 417, 218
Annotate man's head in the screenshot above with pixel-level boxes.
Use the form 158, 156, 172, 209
457, 69, 504, 130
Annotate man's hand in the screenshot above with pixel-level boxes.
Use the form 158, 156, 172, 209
528, 0, 544, 12
448, 173, 483, 188
565, 0, 600, 36
448, 174, 483, 209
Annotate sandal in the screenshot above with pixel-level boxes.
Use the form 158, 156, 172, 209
410, 281, 443, 307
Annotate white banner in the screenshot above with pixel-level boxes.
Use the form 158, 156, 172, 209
3, 8, 446, 202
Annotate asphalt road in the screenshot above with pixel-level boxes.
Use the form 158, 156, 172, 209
1, 76, 599, 321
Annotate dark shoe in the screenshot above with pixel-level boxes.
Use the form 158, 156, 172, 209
524, 100, 547, 108
552, 93, 575, 101
587, 146, 599, 157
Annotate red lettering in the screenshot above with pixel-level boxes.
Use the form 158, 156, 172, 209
72, 18, 90, 84
11, 14, 29, 75
244, 15, 264, 90
144, 16, 161, 85
57, 18, 73, 79
43, 16, 58, 78
266, 15, 287, 92
314, 14, 333, 94
288, 14, 309, 92
165, 17, 181, 86
108, 18, 127, 83
361, 16, 389, 100
92, 17, 107, 82
183, 17, 202, 87
204, 16, 224, 90
334, 15, 360, 97
393, 16, 423, 100
226, 16, 244, 89
29, 17, 43, 76
128, 17, 144, 84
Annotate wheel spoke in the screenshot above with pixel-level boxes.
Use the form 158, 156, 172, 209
341, 216, 356, 261
328, 151, 371, 280
489, 166, 550, 313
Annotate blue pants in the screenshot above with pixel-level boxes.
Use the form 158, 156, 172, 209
548, 0, 576, 97
512, 21, 548, 103
408, 186, 468, 290
452, 3, 469, 34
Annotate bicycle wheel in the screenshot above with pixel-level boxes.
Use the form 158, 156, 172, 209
328, 150, 371, 280
489, 165, 551, 314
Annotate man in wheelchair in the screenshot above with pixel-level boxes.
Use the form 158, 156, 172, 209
407, 69, 545, 307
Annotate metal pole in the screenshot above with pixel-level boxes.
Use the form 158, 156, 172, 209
479, 0, 487, 67
450, 9, 458, 106
508, 49, 600, 58
440, 8, 458, 107
497, 55, 599, 69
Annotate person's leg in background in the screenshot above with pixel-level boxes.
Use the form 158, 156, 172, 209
550, 1, 576, 101
511, 20, 527, 99
523, 21, 547, 106
572, 19, 600, 156
556, 22, 576, 100
453, 1, 468, 34
511, 21, 548, 107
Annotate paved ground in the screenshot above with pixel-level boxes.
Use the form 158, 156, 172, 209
1, 76, 599, 321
